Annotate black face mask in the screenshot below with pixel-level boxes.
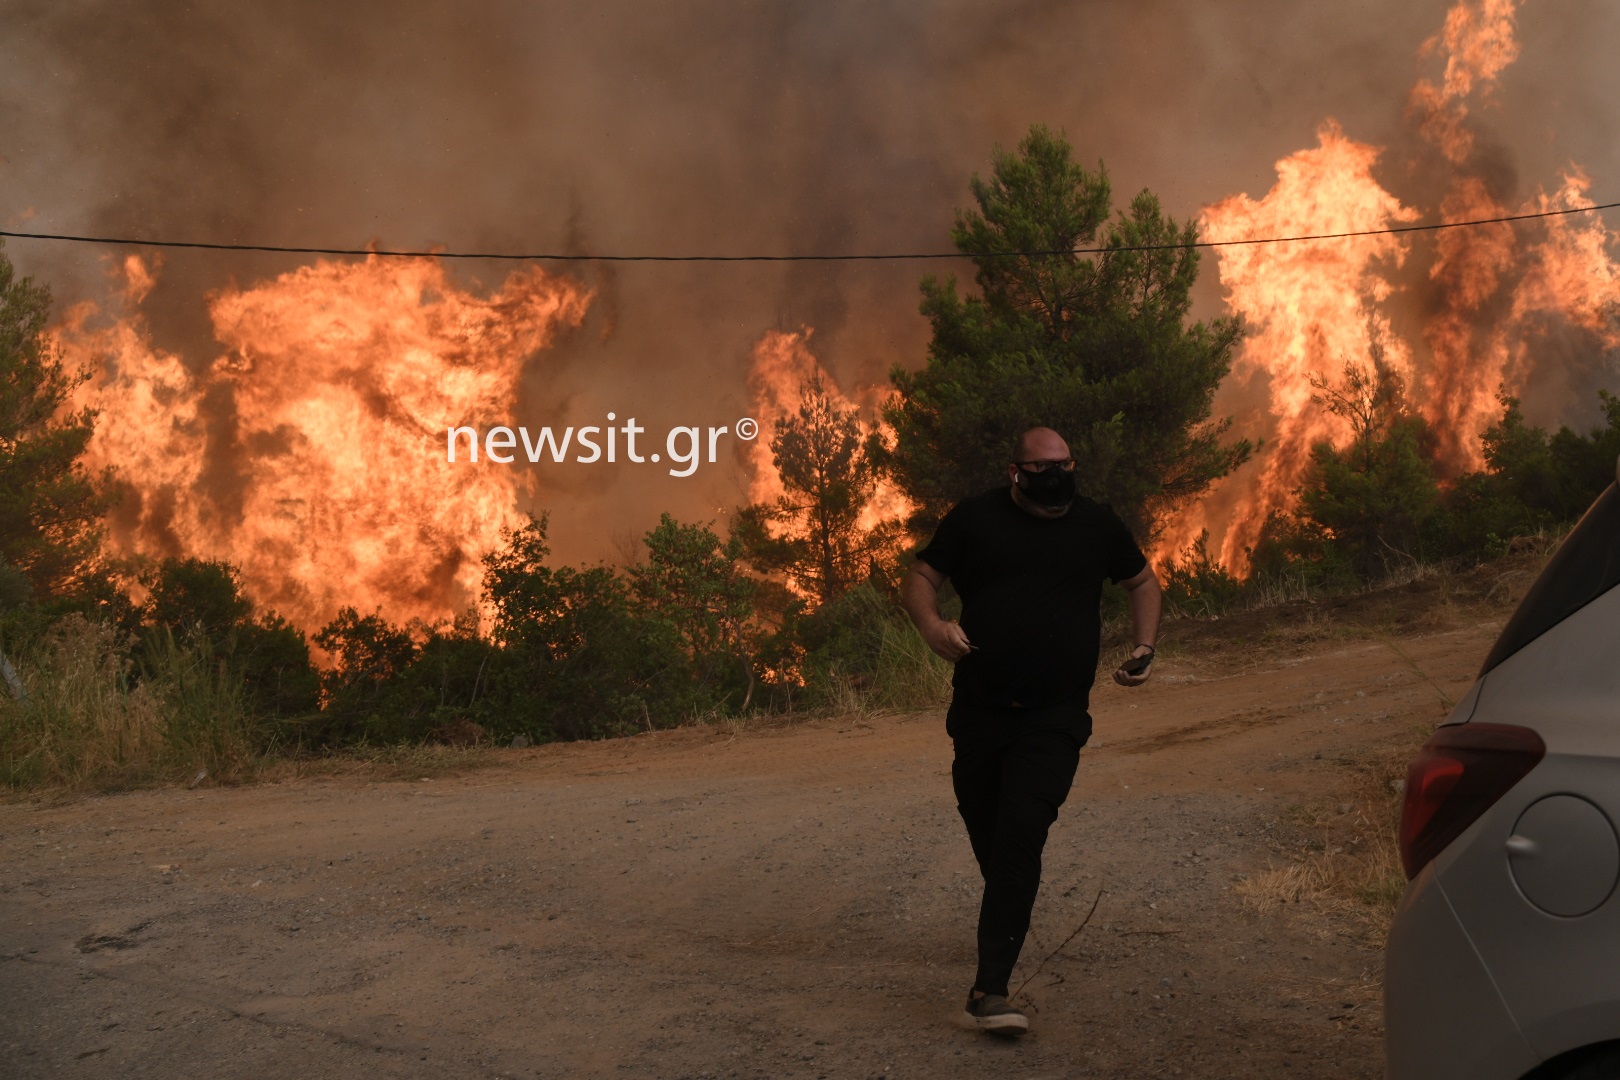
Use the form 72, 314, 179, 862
1016, 466, 1076, 508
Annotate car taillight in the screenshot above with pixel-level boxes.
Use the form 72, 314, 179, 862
1399, 723, 1546, 879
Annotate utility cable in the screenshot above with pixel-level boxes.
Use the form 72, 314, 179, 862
2, 200, 1616, 263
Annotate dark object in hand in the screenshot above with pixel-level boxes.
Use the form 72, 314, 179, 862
1120, 653, 1153, 676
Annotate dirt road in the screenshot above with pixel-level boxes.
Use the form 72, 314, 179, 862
0, 621, 1494, 1079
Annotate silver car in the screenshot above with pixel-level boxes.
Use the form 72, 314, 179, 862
1385, 458, 1620, 1080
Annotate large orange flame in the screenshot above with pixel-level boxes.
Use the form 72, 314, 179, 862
1420, 174, 1517, 470
1165, 0, 1620, 574
1409, 0, 1521, 164
1162, 122, 1418, 569
1409, 0, 1522, 470
61, 255, 590, 633
1515, 170, 1620, 348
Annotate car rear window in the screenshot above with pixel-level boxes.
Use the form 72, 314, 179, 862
1481, 483, 1620, 675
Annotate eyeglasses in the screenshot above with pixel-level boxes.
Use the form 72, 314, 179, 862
1014, 458, 1077, 474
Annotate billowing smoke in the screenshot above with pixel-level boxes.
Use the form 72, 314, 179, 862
3, 0, 1618, 621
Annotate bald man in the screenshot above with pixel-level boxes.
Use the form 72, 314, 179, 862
901, 426, 1161, 1035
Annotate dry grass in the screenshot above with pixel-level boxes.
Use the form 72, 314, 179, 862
1234, 739, 1416, 940
256, 741, 503, 784
813, 611, 955, 713
1128, 560, 1516, 940
1, 616, 262, 794
1136, 543, 1558, 679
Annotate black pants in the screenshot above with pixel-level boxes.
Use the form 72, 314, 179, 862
948, 700, 1087, 997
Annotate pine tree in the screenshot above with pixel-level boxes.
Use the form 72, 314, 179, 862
735, 375, 902, 603
884, 125, 1250, 539
0, 243, 114, 598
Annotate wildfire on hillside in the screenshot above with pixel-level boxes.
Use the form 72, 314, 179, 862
1162, 0, 1620, 573
48, 0, 1620, 626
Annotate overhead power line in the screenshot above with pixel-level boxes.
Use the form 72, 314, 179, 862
2, 200, 1616, 263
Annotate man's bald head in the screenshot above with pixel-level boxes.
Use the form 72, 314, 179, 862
1012, 427, 1070, 464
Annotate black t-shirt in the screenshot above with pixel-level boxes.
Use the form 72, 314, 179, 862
915, 486, 1148, 711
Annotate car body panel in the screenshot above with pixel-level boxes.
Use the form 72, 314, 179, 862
1386, 552, 1620, 1076
1385, 864, 1541, 1080
1443, 583, 1620, 1062
1435, 750, 1620, 1063
1447, 674, 1486, 728
1475, 582, 1620, 758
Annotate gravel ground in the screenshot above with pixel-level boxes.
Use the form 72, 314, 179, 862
0, 621, 1495, 1079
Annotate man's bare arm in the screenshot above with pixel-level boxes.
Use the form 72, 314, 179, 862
901, 562, 972, 662
1112, 563, 1162, 687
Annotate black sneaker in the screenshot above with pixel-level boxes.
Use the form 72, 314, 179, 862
961, 992, 1029, 1035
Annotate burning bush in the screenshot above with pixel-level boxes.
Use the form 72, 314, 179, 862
734, 374, 904, 604
1172, 385, 1620, 611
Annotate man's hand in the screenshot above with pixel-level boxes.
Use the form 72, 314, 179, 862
921, 619, 973, 663
1113, 644, 1155, 687
1113, 564, 1161, 687
901, 562, 972, 663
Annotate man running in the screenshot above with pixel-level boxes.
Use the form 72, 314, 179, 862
901, 426, 1161, 1035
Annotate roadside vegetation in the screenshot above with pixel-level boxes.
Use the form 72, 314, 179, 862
3, 127, 1617, 794
1192, 552, 1569, 938
1233, 743, 1411, 935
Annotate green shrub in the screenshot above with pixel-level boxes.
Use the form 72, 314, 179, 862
1, 615, 258, 790
482, 513, 708, 740
1159, 530, 1245, 617
797, 583, 953, 710
138, 556, 321, 730
139, 626, 261, 781
631, 514, 759, 711
1436, 392, 1620, 560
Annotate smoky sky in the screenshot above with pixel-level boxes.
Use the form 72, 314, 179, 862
4, 0, 1619, 563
